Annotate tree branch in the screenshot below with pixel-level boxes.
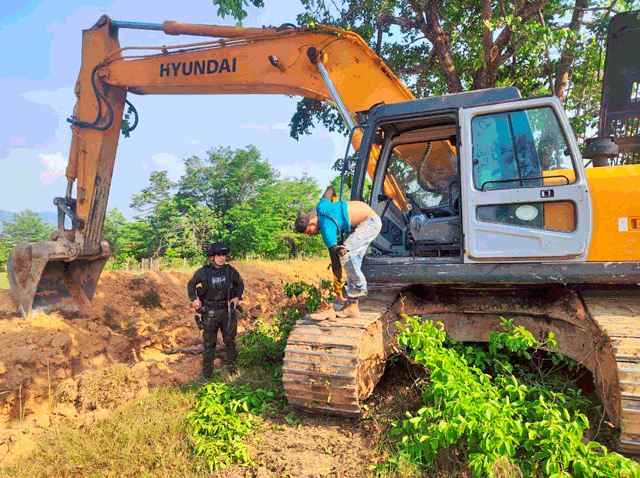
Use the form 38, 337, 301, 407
338, 0, 368, 26
476, 0, 494, 89
409, 0, 463, 92
554, 0, 588, 98
538, 9, 555, 93
397, 48, 437, 75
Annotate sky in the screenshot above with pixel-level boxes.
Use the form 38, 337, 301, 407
0, 1, 349, 219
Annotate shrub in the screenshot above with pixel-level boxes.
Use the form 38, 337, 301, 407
187, 382, 277, 471
384, 317, 640, 478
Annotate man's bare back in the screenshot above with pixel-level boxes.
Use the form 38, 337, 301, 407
346, 201, 377, 227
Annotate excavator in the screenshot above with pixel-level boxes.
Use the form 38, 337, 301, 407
7, 12, 640, 453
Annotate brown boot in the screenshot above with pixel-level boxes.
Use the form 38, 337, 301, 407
308, 306, 336, 321
336, 301, 360, 318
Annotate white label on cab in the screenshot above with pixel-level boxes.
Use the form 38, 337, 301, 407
619, 217, 629, 232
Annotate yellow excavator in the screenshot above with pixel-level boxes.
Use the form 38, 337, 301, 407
7, 12, 640, 453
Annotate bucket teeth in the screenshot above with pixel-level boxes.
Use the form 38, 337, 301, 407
8, 240, 109, 318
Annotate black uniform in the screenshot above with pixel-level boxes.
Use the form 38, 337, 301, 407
187, 263, 244, 377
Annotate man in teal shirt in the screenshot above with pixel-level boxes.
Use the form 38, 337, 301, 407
294, 187, 381, 317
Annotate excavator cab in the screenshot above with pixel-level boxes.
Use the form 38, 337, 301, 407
354, 87, 593, 271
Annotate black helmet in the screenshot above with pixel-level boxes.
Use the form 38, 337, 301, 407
206, 242, 230, 257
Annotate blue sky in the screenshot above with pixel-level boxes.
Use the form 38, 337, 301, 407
0, 1, 348, 219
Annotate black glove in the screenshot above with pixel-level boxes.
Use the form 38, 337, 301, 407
230, 302, 244, 313
195, 305, 209, 330
194, 314, 204, 330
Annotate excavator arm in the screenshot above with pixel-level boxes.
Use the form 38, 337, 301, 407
8, 15, 452, 317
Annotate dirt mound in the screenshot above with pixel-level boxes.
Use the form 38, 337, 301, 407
0, 259, 330, 461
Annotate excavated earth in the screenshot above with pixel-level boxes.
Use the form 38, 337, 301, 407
0, 259, 389, 471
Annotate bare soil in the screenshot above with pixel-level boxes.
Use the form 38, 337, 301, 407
1, 259, 390, 472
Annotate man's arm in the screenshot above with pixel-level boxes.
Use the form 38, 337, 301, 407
228, 267, 244, 309
187, 268, 205, 309
230, 267, 244, 300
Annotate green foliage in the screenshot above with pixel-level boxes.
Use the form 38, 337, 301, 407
283, 0, 640, 165
103, 144, 327, 267
0, 210, 54, 271
289, 97, 349, 141
384, 317, 640, 477
187, 381, 277, 471
238, 309, 301, 370
212, 0, 265, 24
238, 279, 332, 370
283, 278, 334, 312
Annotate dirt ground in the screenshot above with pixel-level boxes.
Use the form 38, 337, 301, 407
0, 259, 345, 468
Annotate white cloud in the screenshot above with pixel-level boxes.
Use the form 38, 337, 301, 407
38, 151, 67, 185
239, 124, 270, 133
21, 88, 75, 113
150, 153, 184, 181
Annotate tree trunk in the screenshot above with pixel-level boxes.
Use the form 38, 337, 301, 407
554, 0, 588, 99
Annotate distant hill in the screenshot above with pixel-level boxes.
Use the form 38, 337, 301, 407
0, 210, 57, 232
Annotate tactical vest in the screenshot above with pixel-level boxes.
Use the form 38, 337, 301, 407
202, 264, 230, 305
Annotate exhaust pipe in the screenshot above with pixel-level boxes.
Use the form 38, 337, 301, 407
7, 237, 109, 318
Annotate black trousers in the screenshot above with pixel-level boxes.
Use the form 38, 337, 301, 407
202, 308, 237, 378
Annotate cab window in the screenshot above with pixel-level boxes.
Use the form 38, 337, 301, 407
472, 106, 576, 191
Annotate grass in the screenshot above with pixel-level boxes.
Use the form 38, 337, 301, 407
0, 272, 8, 289
2, 386, 206, 478
1, 365, 282, 478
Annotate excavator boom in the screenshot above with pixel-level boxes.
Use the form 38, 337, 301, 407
8, 15, 441, 317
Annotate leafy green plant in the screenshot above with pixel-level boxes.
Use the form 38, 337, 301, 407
238, 318, 286, 369
239, 279, 332, 374
239, 304, 303, 371
384, 316, 640, 478
282, 279, 333, 312
187, 382, 277, 471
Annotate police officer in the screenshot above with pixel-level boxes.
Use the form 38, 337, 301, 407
187, 242, 244, 378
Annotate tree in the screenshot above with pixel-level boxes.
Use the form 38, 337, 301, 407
130, 170, 182, 258
103, 208, 128, 262
212, 0, 638, 153
0, 210, 54, 270
105, 143, 331, 265
170, 202, 220, 259
1, 210, 54, 245
224, 174, 325, 258
130, 170, 175, 219
177, 145, 278, 214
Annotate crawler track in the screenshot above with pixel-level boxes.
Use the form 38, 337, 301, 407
282, 286, 402, 415
283, 283, 640, 454
581, 289, 640, 453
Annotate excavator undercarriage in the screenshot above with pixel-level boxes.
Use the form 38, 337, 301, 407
284, 284, 640, 453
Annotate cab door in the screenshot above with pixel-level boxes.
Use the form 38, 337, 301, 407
459, 96, 592, 262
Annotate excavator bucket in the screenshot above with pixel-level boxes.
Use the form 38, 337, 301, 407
7, 240, 109, 318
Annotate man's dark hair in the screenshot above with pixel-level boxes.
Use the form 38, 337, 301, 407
294, 211, 315, 233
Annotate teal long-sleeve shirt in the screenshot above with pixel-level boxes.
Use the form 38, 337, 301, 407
316, 198, 351, 248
